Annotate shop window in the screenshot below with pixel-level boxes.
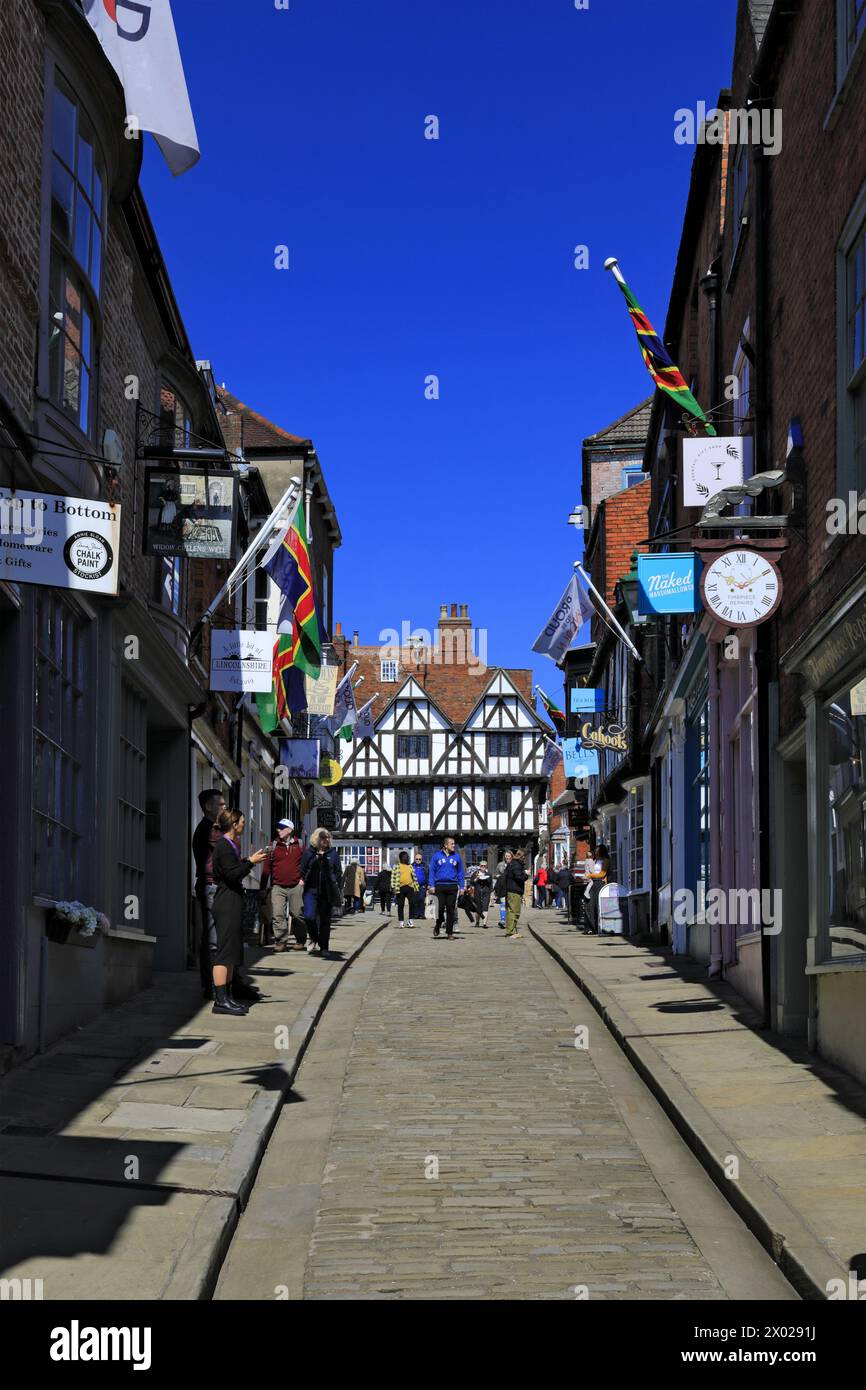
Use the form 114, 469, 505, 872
627, 785, 647, 892
397, 734, 429, 760
32, 594, 90, 901
48, 75, 105, 438
117, 680, 147, 929
826, 681, 866, 958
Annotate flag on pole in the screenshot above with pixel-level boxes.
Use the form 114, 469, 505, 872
536, 687, 566, 734
605, 259, 716, 435
532, 573, 594, 663
541, 739, 563, 778
354, 696, 377, 741
255, 690, 279, 735
328, 666, 359, 737
261, 496, 322, 721
82, 0, 200, 176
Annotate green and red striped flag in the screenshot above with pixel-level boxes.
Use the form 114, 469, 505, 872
536, 686, 566, 734
605, 259, 715, 435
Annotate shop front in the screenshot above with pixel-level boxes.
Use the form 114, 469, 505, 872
780, 575, 866, 1084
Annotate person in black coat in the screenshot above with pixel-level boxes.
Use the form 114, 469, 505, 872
299, 828, 343, 957
470, 862, 493, 927
374, 866, 393, 914
211, 809, 268, 1016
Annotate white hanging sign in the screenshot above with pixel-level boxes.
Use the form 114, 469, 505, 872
210, 629, 273, 693
0, 488, 120, 595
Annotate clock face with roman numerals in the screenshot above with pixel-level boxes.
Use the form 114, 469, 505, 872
700, 549, 782, 627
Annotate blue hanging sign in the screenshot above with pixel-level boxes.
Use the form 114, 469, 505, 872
637, 552, 703, 616
570, 687, 606, 714
562, 738, 600, 777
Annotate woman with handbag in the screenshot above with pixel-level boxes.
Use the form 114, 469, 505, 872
211, 809, 268, 1016
299, 828, 343, 957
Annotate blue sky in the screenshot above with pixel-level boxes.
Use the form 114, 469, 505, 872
143, 0, 736, 695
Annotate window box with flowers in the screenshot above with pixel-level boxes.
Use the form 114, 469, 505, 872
46, 901, 110, 949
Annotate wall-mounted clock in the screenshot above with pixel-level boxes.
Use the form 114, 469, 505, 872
700, 547, 783, 627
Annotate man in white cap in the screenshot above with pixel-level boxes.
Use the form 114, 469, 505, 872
260, 819, 306, 951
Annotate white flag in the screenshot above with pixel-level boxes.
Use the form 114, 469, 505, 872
532, 573, 593, 663
83, 0, 200, 176
328, 669, 358, 734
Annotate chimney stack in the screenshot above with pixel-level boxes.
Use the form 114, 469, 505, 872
352, 630, 359, 648
450, 603, 458, 618
335, 621, 342, 636
439, 604, 448, 620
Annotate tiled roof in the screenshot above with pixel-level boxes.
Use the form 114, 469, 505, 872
216, 387, 309, 454
583, 398, 653, 447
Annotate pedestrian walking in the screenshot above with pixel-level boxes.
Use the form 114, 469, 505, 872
374, 865, 393, 914
471, 861, 493, 927
553, 864, 571, 911
533, 863, 548, 909
210, 809, 268, 1016
428, 835, 464, 938
582, 844, 610, 935
259, 819, 306, 952
391, 851, 419, 927
192, 788, 225, 998
504, 848, 528, 939
411, 851, 428, 918
342, 860, 365, 914
299, 828, 343, 957
493, 850, 513, 928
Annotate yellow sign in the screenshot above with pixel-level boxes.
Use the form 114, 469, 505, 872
305, 665, 338, 716
319, 756, 343, 787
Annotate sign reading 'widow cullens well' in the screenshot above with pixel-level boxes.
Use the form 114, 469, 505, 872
143, 468, 237, 560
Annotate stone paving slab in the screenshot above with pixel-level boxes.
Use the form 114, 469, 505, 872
0, 915, 388, 1298
529, 911, 864, 1297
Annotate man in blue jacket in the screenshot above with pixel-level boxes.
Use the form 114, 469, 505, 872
412, 851, 428, 919
428, 836, 465, 939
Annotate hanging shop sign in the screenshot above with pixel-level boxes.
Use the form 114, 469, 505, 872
317, 806, 341, 830
210, 630, 272, 693
637, 552, 702, 616
319, 755, 343, 787
681, 436, 745, 508
570, 687, 606, 714
279, 738, 320, 781
304, 664, 338, 717
562, 738, 600, 778
700, 547, 783, 628
0, 488, 120, 594
578, 719, 629, 754
143, 468, 237, 559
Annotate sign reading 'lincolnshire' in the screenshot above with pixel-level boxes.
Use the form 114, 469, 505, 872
210, 630, 273, 693
0, 488, 120, 595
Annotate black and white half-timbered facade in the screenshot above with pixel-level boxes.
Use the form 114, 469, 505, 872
336, 670, 550, 875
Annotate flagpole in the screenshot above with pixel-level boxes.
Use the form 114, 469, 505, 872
604, 256, 626, 287
575, 562, 642, 663
191, 479, 301, 643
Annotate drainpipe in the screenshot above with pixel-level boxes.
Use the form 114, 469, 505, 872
708, 643, 723, 977
753, 122, 773, 1030
700, 259, 722, 415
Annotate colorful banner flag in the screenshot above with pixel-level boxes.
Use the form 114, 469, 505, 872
255, 690, 279, 735
536, 687, 566, 733
606, 260, 715, 435
327, 668, 359, 737
532, 573, 594, 663
262, 496, 322, 721
82, 0, 200, 175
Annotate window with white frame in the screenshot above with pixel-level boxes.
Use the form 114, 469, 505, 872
380, 659, 398, 682
627, 784, 647, 892
33, 594, 90, 900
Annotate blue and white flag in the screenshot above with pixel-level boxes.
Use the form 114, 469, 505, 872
354, 697, 377, 741
532, 573, 594, 663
